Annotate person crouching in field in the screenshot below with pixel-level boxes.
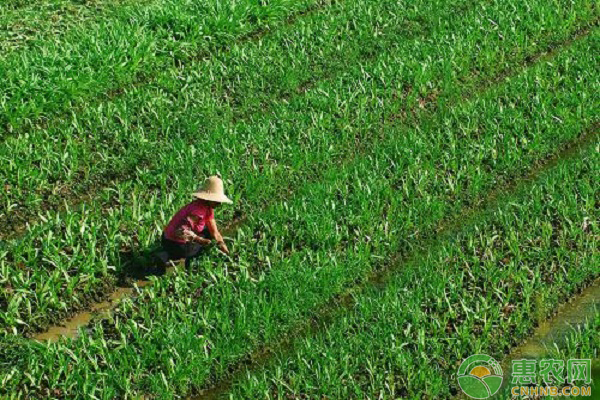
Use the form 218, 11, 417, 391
160, 176, 232, 268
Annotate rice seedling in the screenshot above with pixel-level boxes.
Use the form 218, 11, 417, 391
0, 0, 152, 54
2, 0, 597, 236
0, 0, 324, 131
2, 4, 598, 338
226, 139, 599, 399
546, 313, 600, 362
494, 286, 600, 399
1, 27, 598, 397
1, 0, 598, 397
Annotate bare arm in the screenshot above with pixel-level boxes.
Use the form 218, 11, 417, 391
207, 218, 229, 254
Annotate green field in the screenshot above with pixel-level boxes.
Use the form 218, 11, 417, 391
0, 0, 599, 397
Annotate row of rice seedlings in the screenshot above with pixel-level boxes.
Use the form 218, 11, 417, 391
0, 0, 92, 12
1, 36, 597, 396
0, 0, 474, 333
0, 0, 485, 231
2, 0, 596, 235
2, 4, 597, 335
0, 0, 324, 131
227, 139, 600, 399
0, 0, 154, 53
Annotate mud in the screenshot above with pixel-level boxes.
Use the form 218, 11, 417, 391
31, 265, 193, 342
33, 276, 164, 342
506, 278, 600, 361
33, 286, 138, 342
493, 278, 600, 399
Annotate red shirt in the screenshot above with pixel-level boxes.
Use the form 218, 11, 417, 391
164, 201, 214, 243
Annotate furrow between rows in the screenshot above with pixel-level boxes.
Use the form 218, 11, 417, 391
1, 30, 597, 397
222, 130, 599, 399
2, 6, 596, 337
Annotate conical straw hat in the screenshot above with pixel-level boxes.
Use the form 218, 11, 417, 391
192, 176, 233, 204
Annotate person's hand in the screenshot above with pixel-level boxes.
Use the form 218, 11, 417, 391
195, 236, 211, 246
217, 240, 230, 255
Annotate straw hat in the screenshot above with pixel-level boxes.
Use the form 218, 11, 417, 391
192, 176, 233, 204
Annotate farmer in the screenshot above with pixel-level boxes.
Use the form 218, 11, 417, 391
160, 176, 232, 268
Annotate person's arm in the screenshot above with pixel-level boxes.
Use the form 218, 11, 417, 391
176, 216, 211, 245
207, 218, 229, 254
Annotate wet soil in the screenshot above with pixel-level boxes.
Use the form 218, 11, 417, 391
495, 279, 600, 399
33, 286, 139, 342
508, 280, 600, 360
33, 270, 160, 342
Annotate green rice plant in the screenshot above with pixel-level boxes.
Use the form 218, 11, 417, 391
0, 0, 435, 226
0, 0, 323, 130
546, 313, 600, 362
2, 0, 597, 236
0, 0, 153, 53
4, 10, 600, 332
2, 5, 598, 337
0, 32, 598, 397
226, 139, 600, 399
496, 295, 600, 398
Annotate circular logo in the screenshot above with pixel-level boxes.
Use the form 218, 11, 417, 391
457, 354, 503, 399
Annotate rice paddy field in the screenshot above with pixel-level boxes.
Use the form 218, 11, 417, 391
0, 0, 599, 398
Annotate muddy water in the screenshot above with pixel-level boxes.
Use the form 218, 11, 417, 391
507, 278, 600, 360
453, 279, 600, 399
494, 279, 600, 398
32, 261, 191, 342
33, 281, 152, 342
